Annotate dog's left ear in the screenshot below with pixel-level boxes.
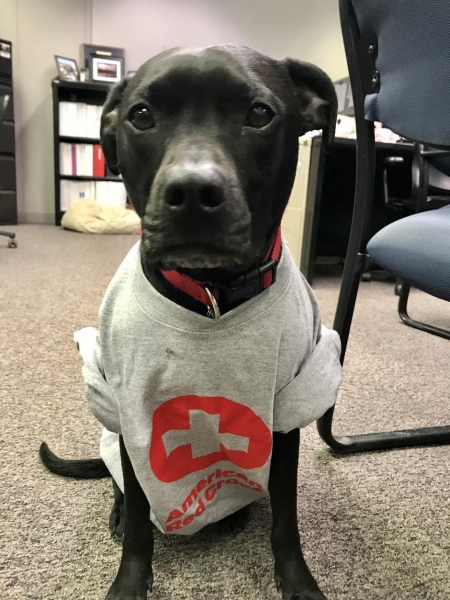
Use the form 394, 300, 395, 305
100, 77, 131, 175
282, 59, 338, 151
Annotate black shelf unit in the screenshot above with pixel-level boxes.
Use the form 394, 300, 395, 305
0, 39, 17, 225
60, 175, 121, 182
59, 135, 100, 144
52, 79, 118, 225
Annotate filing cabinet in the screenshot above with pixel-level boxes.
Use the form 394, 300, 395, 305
0, 39, 17, 225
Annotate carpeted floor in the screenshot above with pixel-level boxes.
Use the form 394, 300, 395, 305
1, 224, 449, 600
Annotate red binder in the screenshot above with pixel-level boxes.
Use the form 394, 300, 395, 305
71, 144, 77, 175
93, 144, 106, 177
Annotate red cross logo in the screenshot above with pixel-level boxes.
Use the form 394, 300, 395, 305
150, 395, 272, 483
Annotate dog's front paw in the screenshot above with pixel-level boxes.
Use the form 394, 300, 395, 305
275, 570, 328, 600
106, 580, 148, 600
106, 566, 153, 600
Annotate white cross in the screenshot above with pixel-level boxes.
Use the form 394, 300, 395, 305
162, 409, 250, 458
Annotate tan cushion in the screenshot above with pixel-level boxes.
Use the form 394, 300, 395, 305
61, 199, 141, 234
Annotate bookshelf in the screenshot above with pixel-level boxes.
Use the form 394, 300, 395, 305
52, 79, 127, 225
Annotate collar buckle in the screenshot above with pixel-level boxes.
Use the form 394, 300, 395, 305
210, 258, 279, 306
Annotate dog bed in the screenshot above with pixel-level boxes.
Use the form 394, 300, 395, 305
61, 199, 140, 234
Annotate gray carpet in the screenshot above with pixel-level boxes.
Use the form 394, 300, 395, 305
1, 225, 449, 600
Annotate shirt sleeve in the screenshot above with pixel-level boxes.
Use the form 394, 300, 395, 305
74, 327, 121, 434
273, 325, 342, 433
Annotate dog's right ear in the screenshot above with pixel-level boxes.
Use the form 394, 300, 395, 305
100, 78, 131, 175
282, 59, 338, 151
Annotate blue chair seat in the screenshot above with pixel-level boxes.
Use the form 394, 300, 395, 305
367, 205, 450, 301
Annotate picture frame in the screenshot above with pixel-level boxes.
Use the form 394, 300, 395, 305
91, 57, 123, 83
82, 44, 125, 82
55, 55, 79, 82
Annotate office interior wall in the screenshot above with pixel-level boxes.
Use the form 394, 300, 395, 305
92, 0, 347, 80
1, 0, 346, 223
0, 0, 92, 223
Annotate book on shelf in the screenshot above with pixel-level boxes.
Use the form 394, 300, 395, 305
60, 143, 107, 177
60, 180, 128, 212
93, 144, 106, 177
59, 101, 103, 139
95, 181, 127, 207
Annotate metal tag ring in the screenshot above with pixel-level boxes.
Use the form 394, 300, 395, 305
205, 287, 221, 319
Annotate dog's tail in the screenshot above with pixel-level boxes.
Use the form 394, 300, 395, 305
39, 442, 111, 479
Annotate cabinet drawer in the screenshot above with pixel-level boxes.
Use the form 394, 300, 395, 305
0, 190, 17, 223
0, 155, 16, 189
0, 121, 15, 153
0, 83, 13, 120
0, 41, 12, 78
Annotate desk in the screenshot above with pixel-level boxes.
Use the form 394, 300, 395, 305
281, 136, 415, 284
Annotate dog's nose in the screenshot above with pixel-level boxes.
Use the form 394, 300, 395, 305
163, 166, 225, 212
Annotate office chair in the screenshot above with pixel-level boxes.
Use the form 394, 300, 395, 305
317, 0, 450, 453
0, 93, 17, 248
383, 144, 450, 338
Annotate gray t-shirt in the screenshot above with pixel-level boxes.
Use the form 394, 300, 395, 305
75, 240, 342, 535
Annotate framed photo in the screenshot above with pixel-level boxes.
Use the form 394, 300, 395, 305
55, 55, 79, 82
82, 44, 125, 82
91, 57, 123, 83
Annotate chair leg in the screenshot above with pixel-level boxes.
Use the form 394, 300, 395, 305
318, 273, 450, 454
398, 283, 450, 340
317, 415, 450, 454
318, 274, 450, 455
0, 230, 17, 248
318, 274, 450, 453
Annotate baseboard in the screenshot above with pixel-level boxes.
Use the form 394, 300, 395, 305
18, 212, 55, 225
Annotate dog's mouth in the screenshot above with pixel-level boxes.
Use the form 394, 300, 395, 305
140, 210, 254, 269
144, 241, 251, 270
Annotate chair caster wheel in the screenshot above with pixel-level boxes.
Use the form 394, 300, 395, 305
362, 273, 371, 282
8, 239, 17, 248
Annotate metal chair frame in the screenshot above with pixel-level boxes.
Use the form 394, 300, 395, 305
317, 0, 450, 453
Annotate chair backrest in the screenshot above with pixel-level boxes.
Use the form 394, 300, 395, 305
342, 0, 450, 147
0, 93, 10, 126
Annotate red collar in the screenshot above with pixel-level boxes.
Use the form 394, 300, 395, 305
160, 227, 282, 318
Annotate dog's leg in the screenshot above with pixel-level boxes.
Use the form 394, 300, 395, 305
218, 504, 250, 535
109, 479, 124, 543
269, 429, 327, 600
106, 436, 154, 600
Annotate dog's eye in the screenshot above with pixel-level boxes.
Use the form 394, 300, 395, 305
246, 104, 275, 129
129, 106, 155, 130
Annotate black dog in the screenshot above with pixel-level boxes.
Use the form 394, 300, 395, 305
41, 45, 338, 600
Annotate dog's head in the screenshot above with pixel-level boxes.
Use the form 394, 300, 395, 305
101, 45, 337, 270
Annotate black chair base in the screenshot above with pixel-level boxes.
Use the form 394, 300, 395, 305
318, 409, 450, 454
398, 283, 450, 340
0, 230, 17, 248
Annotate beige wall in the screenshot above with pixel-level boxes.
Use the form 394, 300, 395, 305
0, 0, 92, 223
1, 0, 346, 224
92, 0, 347, 80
